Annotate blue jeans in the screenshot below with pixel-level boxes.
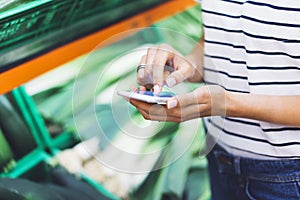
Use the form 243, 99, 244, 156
207, 144, 300, 200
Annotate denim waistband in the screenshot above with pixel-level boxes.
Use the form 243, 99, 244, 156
210, 144, 300, 182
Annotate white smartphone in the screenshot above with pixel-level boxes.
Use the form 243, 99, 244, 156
117, 90, 174, 104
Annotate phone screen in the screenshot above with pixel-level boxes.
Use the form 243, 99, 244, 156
141, 91, 174, 97
117, 90, 174, 104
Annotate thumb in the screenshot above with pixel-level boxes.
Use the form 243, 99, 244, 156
165, 63, 194, 87
167, 91, 198, 109
165, 71, 184, 87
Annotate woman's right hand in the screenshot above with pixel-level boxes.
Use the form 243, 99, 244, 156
137, 44, 196, 94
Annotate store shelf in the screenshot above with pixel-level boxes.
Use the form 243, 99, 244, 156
11, 86, 78, 153
0, 0, 167, 71
0, 148, 50, 179
0, 148, 121, 200
0, 0, 197, 95
0, 2, 200, 199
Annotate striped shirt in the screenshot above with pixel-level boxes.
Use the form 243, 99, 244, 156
200, 0, 300, 159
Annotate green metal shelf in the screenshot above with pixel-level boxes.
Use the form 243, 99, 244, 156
0, 149, 50, 179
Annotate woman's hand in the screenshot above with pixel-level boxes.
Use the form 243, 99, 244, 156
129, 85, 227, 123
137, 44, 196, 94
130, 83, 300, 126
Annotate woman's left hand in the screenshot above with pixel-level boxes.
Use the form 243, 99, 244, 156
129, 85, 227, 122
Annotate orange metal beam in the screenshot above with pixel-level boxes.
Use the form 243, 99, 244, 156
0, 0, 197, 95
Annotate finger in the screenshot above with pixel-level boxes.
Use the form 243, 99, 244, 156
152, 45, 176, 94
138, 108, 200, 122
152, 50, 172, 84
163, 71, 171, 85
136, 108, 151, 121
138, 108, 180, 122
139, 86, 147, 93
143, 84, 154, 91
129, 99, 152, 110
136, 98, 211, 121
145, 47, 156, 69
132, 101, 168, 121
130, 99, 169, 118
137, 55, 154, 87
143, 47, 161, 93
137, 55, 147, 79
166, 58, 194, 87
131, 96, 202, 122
149, 104, 168, 122
136, 70, 153, 87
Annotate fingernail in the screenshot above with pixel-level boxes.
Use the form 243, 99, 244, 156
166, 77, 176, 87
153, 85, 160, 95
139, 86, 146, 94
167, 99, 177, 109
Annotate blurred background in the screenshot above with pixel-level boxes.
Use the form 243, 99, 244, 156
0, 1, 210, 199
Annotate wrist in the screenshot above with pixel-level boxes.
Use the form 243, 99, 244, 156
225, 91, 245, 117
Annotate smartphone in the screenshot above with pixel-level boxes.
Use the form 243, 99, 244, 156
117, 90, 174, 104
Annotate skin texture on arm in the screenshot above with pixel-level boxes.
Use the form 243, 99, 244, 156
227, 92, 300, 127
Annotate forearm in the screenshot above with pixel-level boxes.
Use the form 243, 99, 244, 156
226, 92, 300, 126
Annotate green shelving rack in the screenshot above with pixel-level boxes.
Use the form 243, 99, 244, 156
0, 88, 120, 200
0, 1, 173, 199
11, 86, 78, 152
0, 1, 200, 199
0, 0, 168, 72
